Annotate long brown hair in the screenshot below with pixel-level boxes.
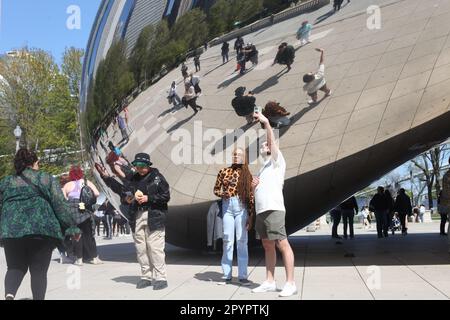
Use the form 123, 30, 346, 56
234, 147, 253, 211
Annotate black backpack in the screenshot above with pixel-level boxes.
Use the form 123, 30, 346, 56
80, 179, 97, 213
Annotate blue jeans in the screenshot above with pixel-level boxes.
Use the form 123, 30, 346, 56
221, 197, 248, 280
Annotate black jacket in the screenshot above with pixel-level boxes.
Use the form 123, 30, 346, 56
394, 193, 412, 215
275, 45, 295, 65
102, 168, 170, 232
369, 193, 390, 211
231, 95, 256, 116
340, 196, 358, 213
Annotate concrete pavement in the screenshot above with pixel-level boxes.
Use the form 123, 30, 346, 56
1, 221, 449, 300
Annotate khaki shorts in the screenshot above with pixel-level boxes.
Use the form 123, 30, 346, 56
255, 210, 287, 240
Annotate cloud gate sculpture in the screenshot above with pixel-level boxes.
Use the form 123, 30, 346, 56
81, 0, 450, 249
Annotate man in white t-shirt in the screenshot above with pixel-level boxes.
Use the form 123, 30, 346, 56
251, 112, 297, 298
303, 48, 332, 104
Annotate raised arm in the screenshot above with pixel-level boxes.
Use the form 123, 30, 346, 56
316, 48, 324, 65
254, 112, 279, 161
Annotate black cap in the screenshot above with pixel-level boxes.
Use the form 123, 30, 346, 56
132, 153, 153, 167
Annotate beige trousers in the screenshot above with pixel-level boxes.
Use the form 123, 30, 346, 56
133, 211, 167, 281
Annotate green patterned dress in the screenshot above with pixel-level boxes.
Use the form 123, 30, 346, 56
0, 168, 78, 242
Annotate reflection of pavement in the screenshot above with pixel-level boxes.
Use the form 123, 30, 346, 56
2, 222, 450, 300
103, 0, 450, 206
92, 0, 450, 248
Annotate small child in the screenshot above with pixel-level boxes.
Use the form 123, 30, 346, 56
297, 21, 312, 46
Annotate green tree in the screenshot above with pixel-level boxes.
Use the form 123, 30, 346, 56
129, 25, 154, 86
62, 47, 84, 98
0, 49, 77, 152
229, 0, 264, 27
90, 40, 134, 136
208, 0, 232, 38
171, 9, 209, 50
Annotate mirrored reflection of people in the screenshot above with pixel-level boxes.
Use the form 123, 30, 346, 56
62, 166, 102, 266
439, 158, 450, 244
369, 186, 391, 238
0, 149, 80, 300
182, 80, 203, 114
213, 148, 254, 285
194, 55, 201, 72
181, 62, 188, 79
251, 112, 297, 298
231, 86, 256, 125
124, 153, 170, 290
272, 42, 295, 72
262, 101, 291, 128
106, 150, 134, 182
241, 43, 258, 67
234, 36, 244, 55
340, 196, 358, 239
296, 21, 312, 46
116, 112, 129, 147
189, 72, 202, 95
394, 188, 412, 235
221, 41, 230, 63
168, 81, 182, 108
303, 48, 332, 104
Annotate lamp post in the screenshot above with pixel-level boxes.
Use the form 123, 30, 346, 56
13, 125, 22, 152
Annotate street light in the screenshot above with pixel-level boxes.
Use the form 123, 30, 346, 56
13, 125, 22, 152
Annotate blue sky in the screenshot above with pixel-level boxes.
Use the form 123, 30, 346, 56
0, 0, 101, 65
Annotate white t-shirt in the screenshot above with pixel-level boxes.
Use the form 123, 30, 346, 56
419, 206, 426, 214
255, 151, 286, 214
303, 64, 326, 94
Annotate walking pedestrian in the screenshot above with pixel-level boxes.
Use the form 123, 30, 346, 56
394, 188, 412, 235
221, 41, 230, 63
182, 80, 203, 114
62, 166, 102, 266
194, 55, 201, 72
214, 148, 254, 285
369, 186, 391, 238
116, 113, 129, 147
419, 204, 426, 223
181, 62, 188, 79
330, 207, 342, 239
340, 196, 358, 239
0, 149, 80, 300
234, 36, 244, 55
296, 21, 313, 46
168, 81, 182, 108
272, 42, 295, 71
189, 72, 202, 95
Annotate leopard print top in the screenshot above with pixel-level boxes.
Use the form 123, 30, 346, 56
214, 166, 254, 214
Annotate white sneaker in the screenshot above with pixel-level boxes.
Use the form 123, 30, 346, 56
74, 258, 83, 266
252, 281, 277, 293
86, 257, 104, 265
279, 282, 298, 297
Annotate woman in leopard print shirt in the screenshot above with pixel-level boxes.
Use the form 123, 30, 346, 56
214, 147, 254, 285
